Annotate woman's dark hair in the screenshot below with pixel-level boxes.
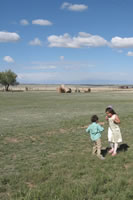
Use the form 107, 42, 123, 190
105, 107, 116, 114
91, 115, 99, 122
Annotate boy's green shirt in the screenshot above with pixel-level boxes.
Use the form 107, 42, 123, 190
86, 122, 104, 141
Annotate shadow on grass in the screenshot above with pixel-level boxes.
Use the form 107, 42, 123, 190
101, 143, 129, 157
101, 147, 110, 157
117, 143, 129, 153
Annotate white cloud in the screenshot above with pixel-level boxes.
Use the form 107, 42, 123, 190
29, 38, 42, 46
117, 49, 123, 53
17, 71, 132, 84
61, 2, 88, 11
3, 56, 14, 63
31, 65, 56, 70
46, 65, 56, 69
0, 31, 20, 42
127, 51, 133, 56
111, 36, 133, 48
48, 32, 108, 48
20, 19, 29, 26
16, 60, 132, 84
30, 60, 95, 71
32, 19, 52, 26
18, 72, 56, 83
78, 32, 92, 37
60, 56, 64, 60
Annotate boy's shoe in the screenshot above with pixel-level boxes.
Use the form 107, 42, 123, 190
100, 156, 105, 160
98, 155, 105, 160
112, 152, 117, 156
108, 149, 114, 154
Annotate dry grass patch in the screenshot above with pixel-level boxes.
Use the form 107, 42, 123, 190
5, 137, 20, 144
26, 182, 36, 189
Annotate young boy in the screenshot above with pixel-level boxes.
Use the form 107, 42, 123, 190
86, 115, 105, 160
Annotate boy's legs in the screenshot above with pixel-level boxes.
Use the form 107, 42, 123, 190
96, 138, 101, 156
96, 138, 104, 159
92, 141, 97, 155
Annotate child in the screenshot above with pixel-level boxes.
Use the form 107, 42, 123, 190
106, 105, 113, 148
86, 115, 105, 160
105, 107, 122, 156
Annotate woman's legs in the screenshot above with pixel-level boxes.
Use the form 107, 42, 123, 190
111, 143, 118, 156
108, 142, 114, 153
110, 142, 114, 149
108, 142, 118, 156
113, 143, 118, 154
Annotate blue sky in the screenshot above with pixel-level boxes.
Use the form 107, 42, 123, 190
1, 0, 133, 84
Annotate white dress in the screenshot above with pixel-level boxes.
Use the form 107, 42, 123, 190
108, 114, 122, 143
108, 127, 112, 142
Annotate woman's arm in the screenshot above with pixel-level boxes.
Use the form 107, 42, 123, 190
114, 115, 120, 124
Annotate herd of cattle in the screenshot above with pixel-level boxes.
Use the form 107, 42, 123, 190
56, 85, 91, 93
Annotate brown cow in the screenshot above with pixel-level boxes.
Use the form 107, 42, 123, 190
57, 85, 72, 93
83, 88, 91, 93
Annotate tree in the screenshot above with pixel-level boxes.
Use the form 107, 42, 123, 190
0, 69, 19, 91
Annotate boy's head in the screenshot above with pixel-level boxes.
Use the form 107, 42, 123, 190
91, 115, 99, 123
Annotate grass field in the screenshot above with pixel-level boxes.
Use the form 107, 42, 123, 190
0, 91, 133, 200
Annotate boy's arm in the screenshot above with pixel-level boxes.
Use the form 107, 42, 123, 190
97, 124, 104, 132
86, 125, 90, 133
81, 125, 89, 129
98, 122, 105, 126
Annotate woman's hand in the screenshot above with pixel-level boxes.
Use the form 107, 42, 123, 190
105, 116, 108, 120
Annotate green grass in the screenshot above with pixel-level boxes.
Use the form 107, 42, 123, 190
0, 91, 133, 200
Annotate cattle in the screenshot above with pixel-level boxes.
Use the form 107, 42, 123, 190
57, 85, 72, 93
65, 88, 72, 93
83, 88, 91, 93
75, 88, 80, 93
119, 86, 128, 89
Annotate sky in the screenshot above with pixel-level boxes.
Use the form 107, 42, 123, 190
1, 0, 133, 84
